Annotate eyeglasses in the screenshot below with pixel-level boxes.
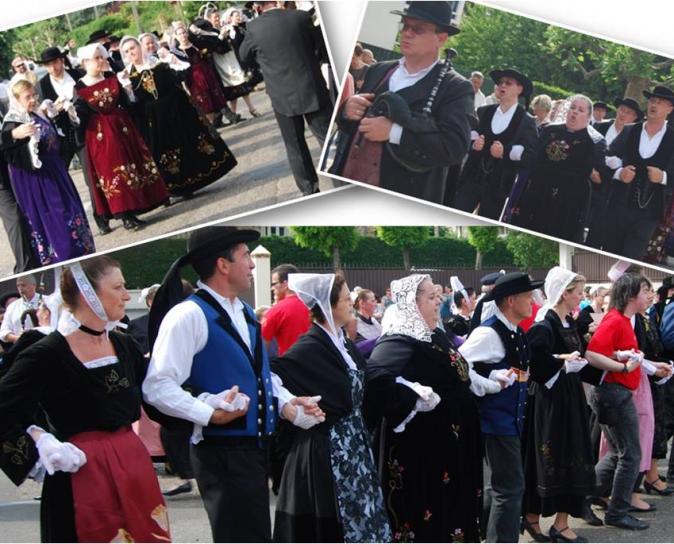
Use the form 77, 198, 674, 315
271, 281, 281, 287
399, 21, 437, 36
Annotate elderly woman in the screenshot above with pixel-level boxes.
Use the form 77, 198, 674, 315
74, 43, 169, 231
521, 268, 602, 543
119, 35, 237, 198
271, 273, 390, 542
510, 95, 607, 242
531, 94, 552, 128
0, 256, 171, 542
1, 79, 95, 265
364, 274, 484, 542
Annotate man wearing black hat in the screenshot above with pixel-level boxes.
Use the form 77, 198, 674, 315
239, 1, 332, 196
332, 1, 474, 204
594, 97, 642, 146
591, 101, 610, 125
143, 226, 325, 542
36, 46, 111, 235
459, 272, 543, 542
470, 270, 506, 330
454, 68, 538, 219
596, 86, 674, 260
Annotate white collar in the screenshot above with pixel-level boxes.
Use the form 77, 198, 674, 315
397, 56, 439, 77
494, 306, 519, 332
196, 281, 243, 312
496, 102, 518, 116
50, 71, 74, 83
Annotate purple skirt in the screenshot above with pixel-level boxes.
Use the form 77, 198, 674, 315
9, 140, 95, 265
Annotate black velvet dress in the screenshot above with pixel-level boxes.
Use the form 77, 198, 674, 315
522, 310, 601, 517
365, 330, 483, 542
511, 123, 606, 243
128, 61, 237, 197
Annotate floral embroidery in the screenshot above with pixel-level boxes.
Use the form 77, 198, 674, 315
393, 522, 415, 542
89, 87, 115, 109
68, 213, 95, 254
451, 424, 461, 440
442, 471, 450, 485
104, 369, 130, 393
2, 435, 29, 465
159, 149, 181, 175
196, 133, 215, 155
151, 504, 170, 533
110, 528, 134, 542
140, 71, 158, 99
29, 228, 56, 265
452, 528, 465, 542
545, 139, 570, 161
423, 510, 432, 521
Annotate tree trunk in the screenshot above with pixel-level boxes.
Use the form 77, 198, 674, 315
64, 12, 73, 34
332, 246, 341, 271
402, 247, 411, 273
624, 75, 652, 108
131, 2, 142, 34
475, 251, 483, 270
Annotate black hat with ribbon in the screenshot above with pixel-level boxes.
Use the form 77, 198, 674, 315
643, 86, 674, 106
390, 1, 460, 36
593, 101, 609, 111
148, 226, 260, 351
87, 29, 111, 44
36, 46, 67, 65
613, 97, 643, 119
480, 271, 506, 287
483, 272, 544, 302
489, 68, 533, 108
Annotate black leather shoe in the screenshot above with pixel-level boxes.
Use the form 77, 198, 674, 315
549, 526, 588, 543
644, 478, 674, 495
130, 215, 146, 226
580, 499, 603, 526
520, 517, 550, 542
122, 218, 139, 231
98, 223, 112, 235
162, 481, 192, 497
604, 514, 649, 530
629, 502, 656, 513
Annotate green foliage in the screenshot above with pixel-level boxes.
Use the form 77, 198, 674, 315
374, 227, 430, 250
504, 231, 559, 269
532, 81, 575, 101
291, 227, 359, 268
466, 227, 499, 253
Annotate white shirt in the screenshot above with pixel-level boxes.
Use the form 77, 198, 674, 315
605, 121, 620, 147
142, 281, 293, 444
474, 89, 486, 110
491, 102, 518, 134
0, 294, 40, 342
48, 71, 76, 101
388, 57, 440, 145
613, 121, 669, 185
459, 307, 517, 397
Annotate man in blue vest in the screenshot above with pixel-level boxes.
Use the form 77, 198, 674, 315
459, 272, 543, 542
144, 226, 325, 542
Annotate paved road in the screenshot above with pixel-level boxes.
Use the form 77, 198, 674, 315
0, 89, 342, 278
2, 457, 673, 542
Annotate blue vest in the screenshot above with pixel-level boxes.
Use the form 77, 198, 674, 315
473, 316, 530, 437
188, 291, 276, 441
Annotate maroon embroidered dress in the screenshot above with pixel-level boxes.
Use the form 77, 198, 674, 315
171, 45, 228, 115
75, 74, 169, 218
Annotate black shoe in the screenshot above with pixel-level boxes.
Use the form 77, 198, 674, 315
644, 478, 674, 495
580, 500, 603, 526
162, 481, 192, 497
604, 514, 649, 531
130, 215, 146, 226
222, 107, 238, 124
520, 517, 550, 542
549, 526, 588, 543
98, 223, 112, 235
629, 502, 656, 513
122, 218, 140, 231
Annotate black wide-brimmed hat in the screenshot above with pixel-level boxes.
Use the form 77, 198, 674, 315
593, 101, 609, 111
87, 29, 110, 44
483, 272, 544, 302
643, 86, 674, 105
663, 276, 674, 290
148, 227, 260, 351
489, 68, 533, 99
480, 271, 505, 287
390, 1, 460, 36
0, 291, 19, 309
613, 97, 643, 119
36, 46, 67, 64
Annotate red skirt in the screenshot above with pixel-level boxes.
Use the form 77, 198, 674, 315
69, 427, 171, 543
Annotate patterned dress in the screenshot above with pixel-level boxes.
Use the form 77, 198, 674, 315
128, 62, 237, 197
2, 113, 95, 265
75, 74, 169, 218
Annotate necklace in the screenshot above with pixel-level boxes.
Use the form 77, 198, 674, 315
79, 324, 105, 336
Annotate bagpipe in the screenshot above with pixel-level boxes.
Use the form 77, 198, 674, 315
331, 48, 456, 185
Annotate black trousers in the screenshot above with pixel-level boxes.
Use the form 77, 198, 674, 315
601, 205, 659, 260
0, 179, 39, 273
160, 426, 194, 480
191, 441, 271, 542
273, 104, 332, 195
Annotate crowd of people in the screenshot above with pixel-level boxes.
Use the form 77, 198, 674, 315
0, 0, 333, 275
2, 225, 674, 542
330, 1, 674, 266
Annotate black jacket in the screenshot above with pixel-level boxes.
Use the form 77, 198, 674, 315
239, 9, 330, 117
336, 59, 474, 203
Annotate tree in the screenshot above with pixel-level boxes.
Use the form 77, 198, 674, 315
290, 227, 359, 271
374, 227, 430, 272
504, 231, 559, 269
466, 227, 499, 269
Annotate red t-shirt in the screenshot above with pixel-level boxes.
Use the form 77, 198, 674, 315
587, 308, 641, 390
261, 294, 311, 356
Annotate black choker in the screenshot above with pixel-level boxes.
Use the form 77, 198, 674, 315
79, 324, 105, 336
